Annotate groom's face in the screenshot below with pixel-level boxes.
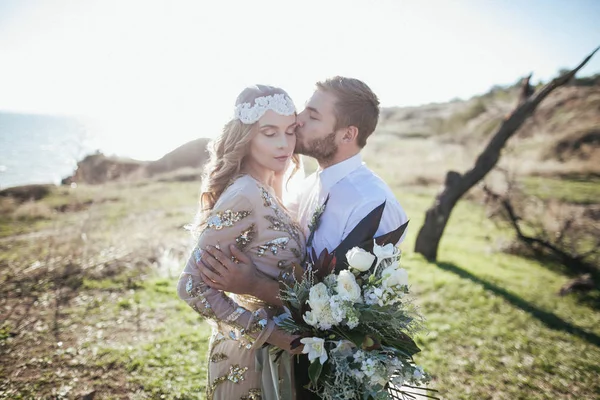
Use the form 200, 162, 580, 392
294, 89, 339, 162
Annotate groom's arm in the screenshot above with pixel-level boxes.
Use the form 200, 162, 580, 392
197, 245, 284, 307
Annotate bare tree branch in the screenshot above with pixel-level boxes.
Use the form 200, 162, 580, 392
482, 186, 596, 275
414, 47, 599, 261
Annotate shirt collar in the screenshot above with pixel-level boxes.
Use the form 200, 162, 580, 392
317, 153, 363, 192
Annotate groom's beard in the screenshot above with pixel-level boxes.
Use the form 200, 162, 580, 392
295, 130, 338, 164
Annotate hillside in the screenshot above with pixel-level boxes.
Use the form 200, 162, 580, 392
56, 79, 599, 189
369, 79, 599, 186
63, 138, 211, 185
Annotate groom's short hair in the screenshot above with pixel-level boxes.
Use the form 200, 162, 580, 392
316, 76, 380, 148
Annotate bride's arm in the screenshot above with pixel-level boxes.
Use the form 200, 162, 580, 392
178, 250, 294, 350
176, 188, 293, 350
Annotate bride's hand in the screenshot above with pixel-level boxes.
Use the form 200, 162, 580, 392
269, 329, 304, 355
289, 335, 305, 355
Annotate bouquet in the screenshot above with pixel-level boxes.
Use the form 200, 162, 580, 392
275, 203, 438, 400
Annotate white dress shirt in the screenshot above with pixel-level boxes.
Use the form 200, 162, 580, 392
287, 153, 408, 256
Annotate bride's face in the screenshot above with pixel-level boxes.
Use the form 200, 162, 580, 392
246, 110, 297, 174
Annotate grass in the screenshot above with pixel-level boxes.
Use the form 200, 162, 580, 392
0, 180, 207, 399
87, 277, 213, 399
521, 176, 600, 205
1, 175, 599, 399
401, 193, 600, 399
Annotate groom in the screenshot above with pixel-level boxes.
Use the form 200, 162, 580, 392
198, 76, 408, 397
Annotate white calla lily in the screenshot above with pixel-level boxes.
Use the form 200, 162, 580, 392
300, 337, 328, 364
373, 241, 396, 260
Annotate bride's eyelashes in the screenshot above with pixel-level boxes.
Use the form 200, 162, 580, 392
263, 130, 295, 137
261, 123, 297, 137
260, 126, 279, 137
286, 123, 298, 135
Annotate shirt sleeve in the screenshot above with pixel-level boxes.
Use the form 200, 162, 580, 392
342, 197, 409, 246
176, 187, 276, 349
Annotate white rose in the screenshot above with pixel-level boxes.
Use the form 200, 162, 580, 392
373, 241, 397, 260
346, 247, 376, 272
300, 337, 328, 364
335, 270, 362, 302
381, 266, 409, 289
308, 282, 330, 311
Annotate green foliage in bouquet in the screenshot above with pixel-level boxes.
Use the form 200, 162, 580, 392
276, 202, 438, 400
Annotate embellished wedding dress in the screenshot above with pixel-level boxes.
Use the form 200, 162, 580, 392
177, 175, 306, 399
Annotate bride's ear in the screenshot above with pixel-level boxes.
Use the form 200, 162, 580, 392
342, 126, 359, 144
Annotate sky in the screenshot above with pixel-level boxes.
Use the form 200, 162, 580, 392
0, 0, 599, 160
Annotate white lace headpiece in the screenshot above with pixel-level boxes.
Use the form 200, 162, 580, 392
234, 93, 296, 124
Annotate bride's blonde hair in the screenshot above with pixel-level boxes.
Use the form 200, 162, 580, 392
193, 85, 300, 230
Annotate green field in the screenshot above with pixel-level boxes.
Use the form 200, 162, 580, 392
1, 177, 599, 399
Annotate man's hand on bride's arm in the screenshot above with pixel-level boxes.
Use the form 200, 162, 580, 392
197, 245, 283, 307
198, 245, 256, 293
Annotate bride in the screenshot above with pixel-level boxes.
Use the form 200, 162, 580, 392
177, 84, 304, 399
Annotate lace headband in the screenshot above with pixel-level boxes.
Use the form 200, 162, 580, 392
234, 93, 296, 124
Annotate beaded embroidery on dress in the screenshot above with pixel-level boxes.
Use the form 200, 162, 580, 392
177, 175, 305, 399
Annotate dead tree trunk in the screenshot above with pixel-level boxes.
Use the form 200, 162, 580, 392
414, 47, 599, 262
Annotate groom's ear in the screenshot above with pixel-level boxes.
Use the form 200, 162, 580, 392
342, 126, 359, 144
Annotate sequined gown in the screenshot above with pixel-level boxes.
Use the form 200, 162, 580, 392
177, 175, 306, 400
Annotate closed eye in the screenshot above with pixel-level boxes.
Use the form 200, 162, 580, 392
286, 123, 298, 135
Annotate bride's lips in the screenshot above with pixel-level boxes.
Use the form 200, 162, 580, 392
275, 155, 290, 162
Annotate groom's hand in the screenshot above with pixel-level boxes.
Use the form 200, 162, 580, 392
198, 245, 284, 306
198, 245, 257, 295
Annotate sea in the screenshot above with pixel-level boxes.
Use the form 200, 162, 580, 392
0, 111, 209, 189
0, 112, 102, 189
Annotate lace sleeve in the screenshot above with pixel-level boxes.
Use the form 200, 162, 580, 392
176, 186, 275, 349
